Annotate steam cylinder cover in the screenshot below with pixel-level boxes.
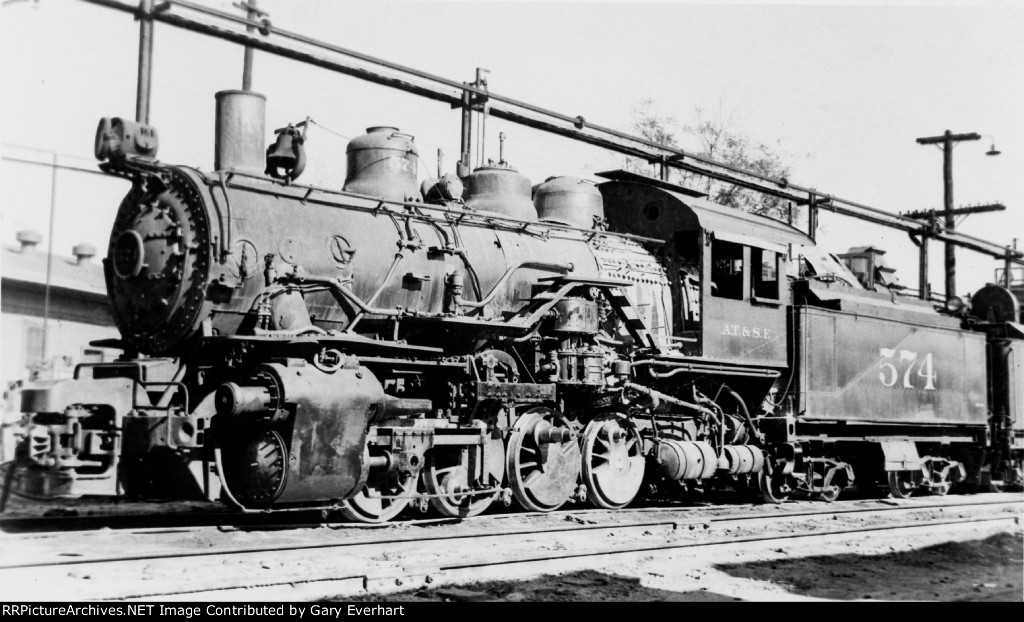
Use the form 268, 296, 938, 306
462, 165, 537, 221
343, 126, 420, 203
534, 176, 604, 229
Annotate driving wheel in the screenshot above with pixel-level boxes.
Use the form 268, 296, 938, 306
506, 408, 580, 512
580, 414, 645, 509
338, 469, 417, 523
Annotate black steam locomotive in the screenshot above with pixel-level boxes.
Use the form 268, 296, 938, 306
9, 90, 1022, 521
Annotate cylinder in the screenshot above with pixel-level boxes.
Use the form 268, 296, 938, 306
720, 444, 765, 475
654, 439, 717, 480
215, 90, 266, 173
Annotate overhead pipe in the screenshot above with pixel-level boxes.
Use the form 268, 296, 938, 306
82, 0, 1022, 264
135, 0, 155, 124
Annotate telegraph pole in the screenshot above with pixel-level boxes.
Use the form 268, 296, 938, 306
915, 130, 981, 298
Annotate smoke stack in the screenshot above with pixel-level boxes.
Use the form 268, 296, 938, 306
72, 243, 96, 265
214, 90, 266, 173
16, 230, 41, 253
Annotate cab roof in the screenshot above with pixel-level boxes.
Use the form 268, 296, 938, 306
598, 176, 814, 251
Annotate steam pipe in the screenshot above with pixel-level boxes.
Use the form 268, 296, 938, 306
345, 251, 406, 330
623, 382, 721, 427
302, 277, 404, 318
723, 386, 759, 441
454, 259, 573, 309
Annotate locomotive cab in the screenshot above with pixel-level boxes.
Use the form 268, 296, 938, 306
599, 176, 809, 368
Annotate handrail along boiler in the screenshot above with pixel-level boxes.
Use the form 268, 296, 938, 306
9, 89, 1022, 519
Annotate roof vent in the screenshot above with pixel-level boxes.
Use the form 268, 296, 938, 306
72, 243, 97, 265
16, 230, 42, 253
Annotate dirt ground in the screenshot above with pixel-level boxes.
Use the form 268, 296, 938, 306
339, 531, 1023, 602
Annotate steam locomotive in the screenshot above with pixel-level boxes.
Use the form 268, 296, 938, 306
9, 89, 1022, 521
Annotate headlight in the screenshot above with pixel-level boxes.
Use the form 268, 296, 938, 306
95, 117, 159, 161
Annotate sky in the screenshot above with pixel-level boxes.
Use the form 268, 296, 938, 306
2, 0, 1022, 298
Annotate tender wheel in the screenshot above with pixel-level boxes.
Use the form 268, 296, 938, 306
580, 414, 645, 509
422, 435, 504, 518
927, 470, 951, 496
887, 471, 917, 499
506, 408, 581, 512
338, 469, 417, 523
921, 457, 962, 496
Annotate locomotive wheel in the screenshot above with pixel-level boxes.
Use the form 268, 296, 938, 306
338, 470, 417, 523
887, 471, 918, 499
422, 437, 504, 518
580, 414, 645, 509
758, 461, 794, 504
506, 408, 581, 512
219, 428, 289, 507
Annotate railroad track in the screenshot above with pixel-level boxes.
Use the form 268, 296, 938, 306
1, 495, 1019, 601
0, 486, 1015, 534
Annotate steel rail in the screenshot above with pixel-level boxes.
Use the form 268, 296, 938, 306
76, 0, 1021, 263
2, 489, 1018, 536
3, 498, 1018, 570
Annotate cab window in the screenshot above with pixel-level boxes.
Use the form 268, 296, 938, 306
711, 240, 744, 300
752, 248, 779, 300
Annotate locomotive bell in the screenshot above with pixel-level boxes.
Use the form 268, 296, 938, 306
343, 126, 420, 203
534, 176, 605, 229
265, 124, 306, 182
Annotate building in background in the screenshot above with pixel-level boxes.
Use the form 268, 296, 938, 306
1, 230, 120, 459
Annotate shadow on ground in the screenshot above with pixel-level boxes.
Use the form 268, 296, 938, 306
336, 532, 1022, 602
335, 569, 743, 602
715, 531, 1023, 602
